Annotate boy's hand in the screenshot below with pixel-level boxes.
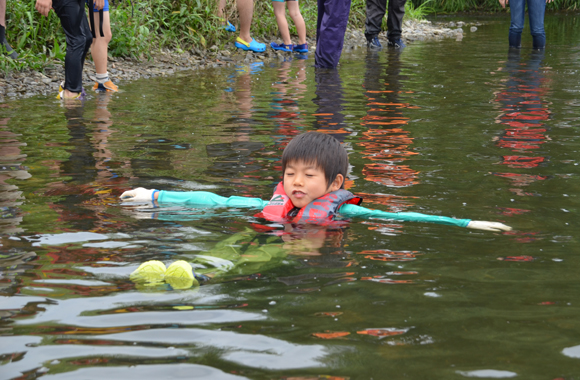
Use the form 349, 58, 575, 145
466, 221, 512, 232
95, 0, 105, 10
120, 188, 158, 202
35, 0, 53, 16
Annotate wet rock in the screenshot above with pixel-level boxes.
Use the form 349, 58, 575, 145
470, 26, 478, 32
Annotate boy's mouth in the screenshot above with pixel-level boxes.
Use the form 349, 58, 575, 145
292, 190, 306, 199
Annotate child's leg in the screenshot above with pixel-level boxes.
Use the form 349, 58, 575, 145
91, 11, 112, 76
90, 8, 117, 91
273, 1, 291, 45
237, 0, 253, 42
217, 0, 227, 23
286, 1, 306, 45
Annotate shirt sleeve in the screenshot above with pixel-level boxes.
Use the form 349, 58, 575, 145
338, 204, 471, 228
157, 191, 269, 209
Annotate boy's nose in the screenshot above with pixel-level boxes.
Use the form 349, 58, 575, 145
293, 174, 304, 186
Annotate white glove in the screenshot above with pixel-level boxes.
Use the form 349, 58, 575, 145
467, 220, 512, 232
119, 187, 157, 202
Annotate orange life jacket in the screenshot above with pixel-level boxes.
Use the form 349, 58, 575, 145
258, 182, 362, 225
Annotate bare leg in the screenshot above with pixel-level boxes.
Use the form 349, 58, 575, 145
273, 2, 291, 45
237, 0, 253, 43
0, 0, 6, 26
287, 1, 306, 45
91, 11, 112, 75
217, 0, 227, 25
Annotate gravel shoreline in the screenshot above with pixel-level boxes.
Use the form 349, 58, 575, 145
0, 19, 477, 102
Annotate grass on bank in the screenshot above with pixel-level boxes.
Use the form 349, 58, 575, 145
0, 0, 577, 73
410, 0, 578, 13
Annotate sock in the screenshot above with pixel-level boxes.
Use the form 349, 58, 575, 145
96, 72, 109, 84
0, 25, 5, 43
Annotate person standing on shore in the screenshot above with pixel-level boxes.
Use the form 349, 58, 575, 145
499, 0, 553, 49
232, 0, 266, 53
315, 0, 351, 68
89, 0, 118, 92
216, 0, 236, 32
35, 0, 100, 99
270, 0, 308, 52
364, 0, 407, 49
0, 0, 18, 59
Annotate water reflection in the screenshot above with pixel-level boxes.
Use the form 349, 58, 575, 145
312, 67, 350, 142
0, 104, 36, 300
360, 50, 418, 191
269, 57, 308, 149
0, 105, 31, 234
493, 49, 550, 199
206, 63, 265, 187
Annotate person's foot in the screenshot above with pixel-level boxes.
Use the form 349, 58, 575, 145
1, 35, 18, 59
293, 43, 309, 53
224, 21, 236, 33
270, 42, 293, 52
235, 37, 266, 53
57, 88, 86, 100
367, 36, 382, 50
93, 80, 119, 92
387, 38, 406, 48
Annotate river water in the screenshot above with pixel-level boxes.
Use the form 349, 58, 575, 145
1, 13, 580, 380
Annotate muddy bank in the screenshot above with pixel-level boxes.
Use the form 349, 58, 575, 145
0, 19, 476, 102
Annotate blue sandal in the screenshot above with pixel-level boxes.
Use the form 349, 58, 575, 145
293, 43, 308, 53
270, 42, 293, 52
224, 21, 236, 33
235, 37, 266, 53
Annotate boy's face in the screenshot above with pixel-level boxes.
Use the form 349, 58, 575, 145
283, 160, 343, 208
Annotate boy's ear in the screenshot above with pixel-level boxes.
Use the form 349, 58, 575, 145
329, 174, 344, 192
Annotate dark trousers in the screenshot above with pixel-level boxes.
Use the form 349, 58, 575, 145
53, 0, 93, 93
315, 0, 351, 68
364, 0, 406, 41
508, 0, 546, 48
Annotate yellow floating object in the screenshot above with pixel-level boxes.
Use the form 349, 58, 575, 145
130, 260, 166, 284
130, 260, 199, 289
166, 260, 199, 289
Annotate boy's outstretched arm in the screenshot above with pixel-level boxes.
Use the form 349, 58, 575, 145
120, 188, 269, 209
338, 204, 512, 232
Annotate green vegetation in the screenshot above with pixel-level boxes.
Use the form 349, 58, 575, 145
0, 0, 577, 73
410, 0, 578, 13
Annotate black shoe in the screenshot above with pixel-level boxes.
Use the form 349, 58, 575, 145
387, 38, 406, 48
367, 36, 382, 50
1, 36, 18, 59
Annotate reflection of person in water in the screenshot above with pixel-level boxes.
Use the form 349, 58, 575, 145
492, 49, 550, 198
268, 58, 308, 149
360, 49, 418, 193
312, 68, 351, 143
205, 63, 266, 193
0, 113, 31, 234
43, 96, 130, 236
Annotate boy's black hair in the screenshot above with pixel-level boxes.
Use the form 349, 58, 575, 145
281, 132, 349, 189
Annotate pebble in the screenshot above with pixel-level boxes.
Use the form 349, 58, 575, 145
0, 20, 478, 102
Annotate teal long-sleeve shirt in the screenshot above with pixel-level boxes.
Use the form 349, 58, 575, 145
157, 190, 471, 228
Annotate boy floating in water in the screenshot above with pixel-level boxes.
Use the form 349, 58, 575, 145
122, 132, 511, 288
121, 132, 511, 232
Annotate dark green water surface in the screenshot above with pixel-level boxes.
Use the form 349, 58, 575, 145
1, 13, 580, 380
